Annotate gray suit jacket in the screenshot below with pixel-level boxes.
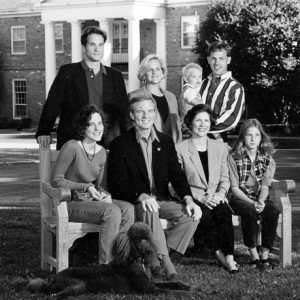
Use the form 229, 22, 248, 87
175, 138, 230, 202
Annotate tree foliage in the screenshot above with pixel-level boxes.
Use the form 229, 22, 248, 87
194, 0, 300, 125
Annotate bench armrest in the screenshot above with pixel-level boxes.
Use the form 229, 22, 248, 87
270, 180, 295, 267
270, 179, 295, 214
42, 183, 71, 203
42, 183, 71, 220
271, 180, 296, 194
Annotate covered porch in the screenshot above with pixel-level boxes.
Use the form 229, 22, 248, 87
37, 0, 168, 94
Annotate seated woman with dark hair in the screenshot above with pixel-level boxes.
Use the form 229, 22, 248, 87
51, 104, 134, 265
176, 104, 238, 273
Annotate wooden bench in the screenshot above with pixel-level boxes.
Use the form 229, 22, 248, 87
162, 180, 295, 267
39, 145, 101, 273
232, 179, 295, 267
39, 145, 296, 272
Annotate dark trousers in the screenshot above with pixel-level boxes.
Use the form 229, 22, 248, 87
230, 199, 280, 249
194, 202, 234, 255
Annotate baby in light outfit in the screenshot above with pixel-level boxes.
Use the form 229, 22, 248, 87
178, 63, 203, 123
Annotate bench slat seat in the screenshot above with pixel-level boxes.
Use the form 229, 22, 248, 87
39, 145, 296, 271
160, 179, 295, 267
44, 216, 100, 233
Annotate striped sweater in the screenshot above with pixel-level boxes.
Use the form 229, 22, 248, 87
200, 71, 245, 133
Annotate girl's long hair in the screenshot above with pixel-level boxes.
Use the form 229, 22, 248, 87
232, 118, 275, 157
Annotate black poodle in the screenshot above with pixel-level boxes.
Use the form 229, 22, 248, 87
27, 222, 191, 299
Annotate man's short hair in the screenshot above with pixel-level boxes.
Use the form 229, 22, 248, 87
208, 41, 232, 57
81, 26, 107, 46
129, 95, 157, 112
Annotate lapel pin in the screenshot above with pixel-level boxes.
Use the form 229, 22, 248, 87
157, 147, 161, 151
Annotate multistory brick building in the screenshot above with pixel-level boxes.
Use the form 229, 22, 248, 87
0, 0, 210, 127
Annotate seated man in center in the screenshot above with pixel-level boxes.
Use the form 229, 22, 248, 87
107, 95, 201, 280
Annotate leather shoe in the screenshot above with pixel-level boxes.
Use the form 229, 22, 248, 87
162, 255, 178, 280
250, 259, 262, 269
165, 271, 178, 281
229, 269, 239, 275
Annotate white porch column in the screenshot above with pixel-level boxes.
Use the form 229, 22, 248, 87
128, 18, 140, 92
68, 19, 82, 63
43, 21, 56, 97
98, 19, 111, 66
155, 18, 167, 89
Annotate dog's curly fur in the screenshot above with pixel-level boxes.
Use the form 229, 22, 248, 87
27, 222, 191, 299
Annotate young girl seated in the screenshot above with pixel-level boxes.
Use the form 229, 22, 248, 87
178, 63, 203, 123
228, 119, 280, 269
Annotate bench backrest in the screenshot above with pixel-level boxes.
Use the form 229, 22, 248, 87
39, 147, 59, 220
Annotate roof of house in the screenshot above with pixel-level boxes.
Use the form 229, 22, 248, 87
0, 0, 211, 15
0, 0, 40, 13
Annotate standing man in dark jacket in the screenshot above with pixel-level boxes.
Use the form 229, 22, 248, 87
36, 26, 128, 149
107, 95, 201, 280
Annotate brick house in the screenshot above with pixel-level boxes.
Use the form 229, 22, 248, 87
0, 0, 210, 127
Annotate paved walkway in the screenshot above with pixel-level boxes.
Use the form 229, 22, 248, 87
0, 131, 39, 149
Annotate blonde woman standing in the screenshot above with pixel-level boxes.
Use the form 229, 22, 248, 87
128, 54, 182, 143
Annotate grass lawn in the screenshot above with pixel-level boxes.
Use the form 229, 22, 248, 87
1, 207, 300, 300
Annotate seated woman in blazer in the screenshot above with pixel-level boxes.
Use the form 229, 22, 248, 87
176, 104, 238, 273
128, 54, 181, 143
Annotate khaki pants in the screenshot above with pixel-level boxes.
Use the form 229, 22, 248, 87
135, 199, 199, 256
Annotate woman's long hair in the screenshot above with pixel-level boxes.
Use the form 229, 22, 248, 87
232, 118, 275, 157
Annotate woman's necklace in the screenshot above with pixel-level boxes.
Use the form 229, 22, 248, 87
81, 141, 96, 163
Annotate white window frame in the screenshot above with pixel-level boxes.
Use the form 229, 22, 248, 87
181, 15, 199, 49
112, 20, 128, 54
112, 20, 128, 63
11, 26, 26, 54
54, 23, 64, 53
12, 79, 27, 119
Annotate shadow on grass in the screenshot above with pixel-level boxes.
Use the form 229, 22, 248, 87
0, 207, 300, 299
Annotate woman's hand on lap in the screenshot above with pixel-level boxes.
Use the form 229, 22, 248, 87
88, 186, 103, 201
213, 191, 226, 204
203, 194, 218, 209
254, 201, 265, 213
100, 192, 112, 203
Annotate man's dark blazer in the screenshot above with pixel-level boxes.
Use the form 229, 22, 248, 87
36, 62, 128, 149
107, 128, 192, 203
